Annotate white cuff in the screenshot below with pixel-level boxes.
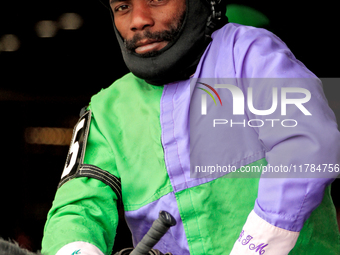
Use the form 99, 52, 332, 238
230, 210, 299, 255
55, 241, 104, 255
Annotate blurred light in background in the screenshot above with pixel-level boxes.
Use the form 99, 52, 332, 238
35, 13, 83, 38
59, 13, 83, 30
0, 34, 20, 52
25, 127, 73, 146
0, 13, 83, 53
35, 20, 59, 38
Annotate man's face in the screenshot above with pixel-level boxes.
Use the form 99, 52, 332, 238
110, 0, 186, 57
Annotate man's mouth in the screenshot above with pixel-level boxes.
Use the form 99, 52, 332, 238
134, 39, 168, 55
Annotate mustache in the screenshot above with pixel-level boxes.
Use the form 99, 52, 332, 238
124, 25, 182, 56
122, 8, 186, 57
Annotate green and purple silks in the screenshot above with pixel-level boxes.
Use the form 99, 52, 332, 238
42, 24, 340, 255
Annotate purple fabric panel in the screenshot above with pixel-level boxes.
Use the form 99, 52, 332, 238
160, 25, 261, 192
161, 81, 218, 192
253, 79, 340, 231
124, 192, 190, 255
160, 82, 190, 192
207, 23, 340, 231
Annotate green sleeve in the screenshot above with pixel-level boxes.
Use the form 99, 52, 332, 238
41, 178, 119, 255
41, 111, 120, 255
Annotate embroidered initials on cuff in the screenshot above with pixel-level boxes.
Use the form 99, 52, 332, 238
229, 210, 299, 255
55, 241, 104, 255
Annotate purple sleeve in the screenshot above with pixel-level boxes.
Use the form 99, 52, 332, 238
233, 26, 340, 232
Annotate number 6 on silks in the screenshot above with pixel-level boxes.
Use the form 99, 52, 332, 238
59, 109, 91, 187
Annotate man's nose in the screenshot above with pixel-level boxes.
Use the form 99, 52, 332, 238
129, 3, 155, 32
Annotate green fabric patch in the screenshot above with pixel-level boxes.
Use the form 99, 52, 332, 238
42, 177, 119, 255
290, 185, 340, 255
226, 4, 270, 28
86, 73, 173, 211
176, 159, 264, 255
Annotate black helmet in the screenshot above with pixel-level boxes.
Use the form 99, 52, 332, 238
98, 0, 228, 85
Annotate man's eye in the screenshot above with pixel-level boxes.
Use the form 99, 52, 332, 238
150, 0, 166, 4
114, 4, 129, 12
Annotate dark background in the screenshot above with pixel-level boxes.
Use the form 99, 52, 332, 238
0, 0, 339, 253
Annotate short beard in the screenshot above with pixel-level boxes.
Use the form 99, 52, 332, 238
124, 10, 186, 58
